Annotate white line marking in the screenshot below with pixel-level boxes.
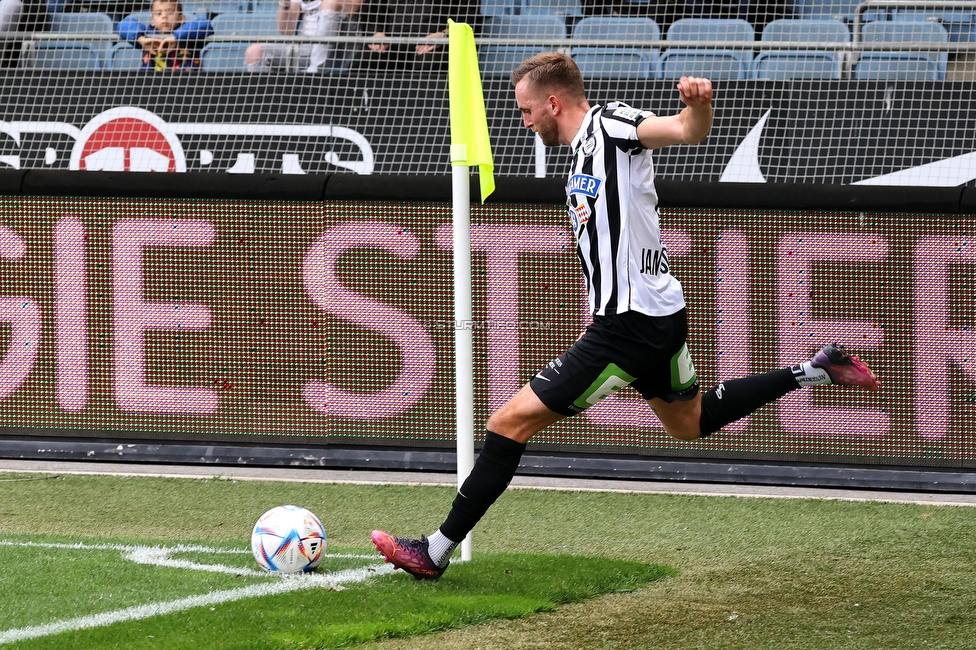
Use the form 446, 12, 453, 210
0, 540, 375, 560
0, 540, 247, 554
123, 546, 269, 577
0, 540, 392, 645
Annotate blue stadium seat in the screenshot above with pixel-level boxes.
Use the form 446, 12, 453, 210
49, 11, 116, 59
523, 0, 582, 17
854, 52, 942, 79
22, 11, 114, 69
660, 51, 750, 78
573, 49, 659, 78
210, 10, 278, 36
571, 17, 661, 79
480, 0, 520, 15
480, 14, 567, 77
50, 10, 116, 33
895, 9, 975, 42
573, 16, 660, 43
186, 0, 247, 14
108, 42, 144, 69
857, 20, 948, 80
794, 0, 886, 22
752, 51, 843, 79
25, 42, 104, 69
752, 18, 849, 79
659, 18, 754, 80
665, 16, 755, 41
484, 14, 568, 38
761, 17, 850, 43
118, 10, 152, 26
200, 42, 249, 70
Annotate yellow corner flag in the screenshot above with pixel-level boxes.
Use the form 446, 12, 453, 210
448, 19, 495, 203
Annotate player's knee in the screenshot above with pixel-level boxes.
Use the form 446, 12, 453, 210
665, 423, 702, 441
485, 409, 522, 439
485, 406, 543, 444
244, 44, 263, 64
647, 396, 703, 441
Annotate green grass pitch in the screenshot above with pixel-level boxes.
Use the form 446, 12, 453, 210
1, 471, 976, 649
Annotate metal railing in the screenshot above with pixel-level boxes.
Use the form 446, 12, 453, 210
4, 1, 976, 78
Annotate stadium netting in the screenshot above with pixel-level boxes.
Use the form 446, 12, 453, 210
2, 0, 976, 183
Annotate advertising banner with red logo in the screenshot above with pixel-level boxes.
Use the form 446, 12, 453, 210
3, 73, 976, 185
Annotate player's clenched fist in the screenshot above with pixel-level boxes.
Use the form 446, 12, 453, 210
677, 76, 713, 107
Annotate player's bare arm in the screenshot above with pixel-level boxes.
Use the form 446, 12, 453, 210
636, 76, 713, 150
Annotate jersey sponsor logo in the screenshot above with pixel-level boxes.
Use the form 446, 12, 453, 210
671, 344, 698, 392
583, 374, 631, 406
567, 173, 602, 198
533, 357, 563, 382
572, 362, 637, 410
570, 202, 591, 231
609, 106, 645, 122
581, 136, 596, 156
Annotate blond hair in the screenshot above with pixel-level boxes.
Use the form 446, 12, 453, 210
510, 52, 586, 102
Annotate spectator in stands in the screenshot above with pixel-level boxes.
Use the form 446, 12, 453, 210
118, 0, 213, 70
355, 0, 480, 71
0, 0, 48, 68
245, 0, 362, 73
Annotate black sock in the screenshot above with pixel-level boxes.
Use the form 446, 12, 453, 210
699, 368, 800, 438
438, 430, 526, 543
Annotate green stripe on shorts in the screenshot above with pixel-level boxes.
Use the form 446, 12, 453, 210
572, 363, 638, 411
670, 343, 697, 392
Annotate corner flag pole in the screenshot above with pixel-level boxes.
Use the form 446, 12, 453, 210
448, 19, 494, 563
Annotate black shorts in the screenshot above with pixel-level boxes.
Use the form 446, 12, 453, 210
530, 308, 699, 417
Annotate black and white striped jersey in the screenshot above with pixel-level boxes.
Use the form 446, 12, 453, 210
566, 102, 686, 317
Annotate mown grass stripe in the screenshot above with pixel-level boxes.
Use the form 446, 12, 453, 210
0, 564, 394, 645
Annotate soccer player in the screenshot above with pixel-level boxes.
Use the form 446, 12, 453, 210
372, 52, 880, 580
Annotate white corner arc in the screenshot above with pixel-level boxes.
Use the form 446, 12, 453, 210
0, 540, 392, 645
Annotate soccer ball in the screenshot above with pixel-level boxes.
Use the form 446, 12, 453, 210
250, 505, 327, 573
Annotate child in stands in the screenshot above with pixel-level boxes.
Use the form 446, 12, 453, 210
118, 0, 213, 71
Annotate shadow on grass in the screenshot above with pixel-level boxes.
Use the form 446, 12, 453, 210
261, 552, 676, 648
25, 553, 674, 650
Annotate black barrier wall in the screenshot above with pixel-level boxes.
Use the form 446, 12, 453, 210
3, 74, 976, 185
2, 171, 976, 491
